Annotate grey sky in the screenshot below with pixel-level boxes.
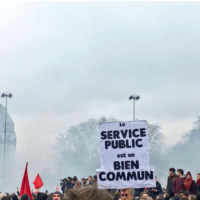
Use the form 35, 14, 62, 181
0, 1, 200, 190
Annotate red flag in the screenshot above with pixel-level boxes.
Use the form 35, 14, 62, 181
19, 163, 32, 200
56, 185, 59, 191
33, 174, 44, 189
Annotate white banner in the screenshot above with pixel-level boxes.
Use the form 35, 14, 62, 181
96, 120, 156, 189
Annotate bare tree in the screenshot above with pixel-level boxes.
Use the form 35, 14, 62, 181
167, 116, 200, 177
147, 123, 166, 184
52, 118, 166, 188
53, 116, 118, 179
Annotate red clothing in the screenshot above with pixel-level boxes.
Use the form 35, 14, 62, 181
173, 175, 186, 194
184, 172, 196, 194
184, 180, 196, 194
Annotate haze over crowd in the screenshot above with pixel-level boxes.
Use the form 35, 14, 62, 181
0, 1, 200, 192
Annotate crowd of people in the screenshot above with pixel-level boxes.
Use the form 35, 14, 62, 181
131, 168, 200, 200
1, 168, 200, 200
60, 175, 97, 191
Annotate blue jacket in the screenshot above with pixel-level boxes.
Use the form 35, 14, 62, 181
66, 180, 75, 189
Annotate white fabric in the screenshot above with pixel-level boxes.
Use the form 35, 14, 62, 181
96, 120, 156, 189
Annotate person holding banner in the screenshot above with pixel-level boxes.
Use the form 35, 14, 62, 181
147, 176, 162, 199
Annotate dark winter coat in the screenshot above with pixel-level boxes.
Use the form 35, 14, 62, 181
148, 181, 162, 198
184, 180, 196, 194
173, 176, 186, 194
196, 183, 200, 194
66, 180, 75, 189
61, 181, 67, 193
166, 174, 177, 196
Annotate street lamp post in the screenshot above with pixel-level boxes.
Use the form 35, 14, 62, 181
1, 92, 13, 190
129, 94, 140, 121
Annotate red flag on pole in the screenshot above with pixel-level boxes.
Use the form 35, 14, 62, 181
33, 174, 44, 189
56, 185, 59, 191
19, 163, 32, 200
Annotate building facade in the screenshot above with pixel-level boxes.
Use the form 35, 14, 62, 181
0, 104, 16, 190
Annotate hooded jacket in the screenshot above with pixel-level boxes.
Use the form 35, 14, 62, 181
184, 171, 196, 194
173, 175, 186, 194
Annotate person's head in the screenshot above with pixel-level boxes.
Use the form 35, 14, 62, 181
177, 169, 184, 177
169, 168, 176, 176
120, 189, 129, 200
52, 192, 62, 200
12, 195, 18, 200
73, 176, 78, 182
0, 194, 6, 199
1, 196, 12, 200
189, 196, 194, 200
113, 191, 120, 199
88, 176, 93, 182
197, 174, 200, 180
187, 175, 191, 179
180, 191, 186, 197
140, 192, 148, 198
63, 185, 112, 200
157, 195, 164, 200
164, 193, 170, 200
185, 192, 189, 198
68, 177, 72, 182
93, 175, 97, 182
39, 194, 48, 200
146, 197, 153, 200
120, 189, 134, 200
81, 178, 87, 184
139, 197, 147, 200
189, 195, 196, 200
21, 194, 29, 200
186, 172, 192, 180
